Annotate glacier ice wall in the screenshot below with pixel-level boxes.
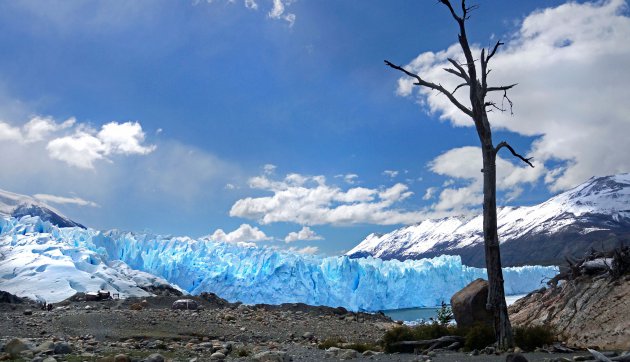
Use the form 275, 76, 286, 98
0, 217, 558, 311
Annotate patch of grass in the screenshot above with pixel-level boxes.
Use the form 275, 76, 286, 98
382, 322, 500, 353
514, 325, 555, 351
235, 347, 251, 357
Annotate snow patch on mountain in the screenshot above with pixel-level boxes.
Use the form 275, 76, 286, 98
0, 189, 84, 228
347, 174, 630, 261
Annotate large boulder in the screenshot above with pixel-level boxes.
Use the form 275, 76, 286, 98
450, 278, 493, 329
5, 338, 32, 358
171, 299, 198, 310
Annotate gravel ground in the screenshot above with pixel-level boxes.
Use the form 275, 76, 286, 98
0, 295, 603, 361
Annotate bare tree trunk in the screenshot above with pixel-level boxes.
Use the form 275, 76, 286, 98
482, 142, 514, 349
384, 0, 533, 349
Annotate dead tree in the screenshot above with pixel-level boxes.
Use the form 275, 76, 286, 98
385, 0, 534, 349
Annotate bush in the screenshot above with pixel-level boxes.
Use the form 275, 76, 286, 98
463, 323, 495, 351
514, 325, 555, 351
382, 326, 416, 353
318, 337, 344, 350
436, 301, 454, 325
382, 323, 459, 353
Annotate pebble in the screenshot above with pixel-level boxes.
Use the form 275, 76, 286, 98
145, 353, 165, 362
210, 352, 225, 360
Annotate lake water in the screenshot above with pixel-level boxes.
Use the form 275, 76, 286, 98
382, 294, 526, 323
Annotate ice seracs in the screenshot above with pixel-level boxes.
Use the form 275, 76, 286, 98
1, 216, 557, 310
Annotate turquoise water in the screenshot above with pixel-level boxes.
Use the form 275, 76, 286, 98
382, 307, 440, 322
382, 294, 526, 322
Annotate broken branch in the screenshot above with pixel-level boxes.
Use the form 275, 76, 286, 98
385, 59, 473, 117
494, 141, 534, 168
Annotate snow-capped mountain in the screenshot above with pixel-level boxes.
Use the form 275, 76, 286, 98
347, 173, 630, 267
0, 189, 84, 228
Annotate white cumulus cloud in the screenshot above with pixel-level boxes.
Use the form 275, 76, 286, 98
428, 146, 544, 212
208, 223, 271, 244
230, 173, 427, 226
46, 121, 155, 169
34, 194, 99, 207
284, 226, 323, 243
288, 245, 319, 255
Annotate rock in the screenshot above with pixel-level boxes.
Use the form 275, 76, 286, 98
172, 299, 198, 310
325, 347, 357, 360
302, 332, 314, 340
42, 358, 57, 362
251, 350, 291, 362
210, 352, 225, 360
140, 300, 149, 308
572, 354, 594, 362
53, 342, 72, 354
145, 353, 165, 362
114, 354, 131, 362
0, 291, 24, 303
5, 338, 32, 358
510, 276, 630, 350
362, 350, 376, 356
33, 340, 55, 353
23, 309, 33, 315
450, 278, 493, 329
506, 354, 529, 362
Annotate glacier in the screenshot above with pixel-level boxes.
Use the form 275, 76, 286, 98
0, 216, 558, 311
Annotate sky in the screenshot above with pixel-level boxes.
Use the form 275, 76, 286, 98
0, 0, 629, 255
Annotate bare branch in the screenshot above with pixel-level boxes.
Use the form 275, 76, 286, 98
447, 58, 470, 82
385, 59, 473, 117
439, 0, 463, 23
485, 101, 505, 113
486, 84, 518, 92
495, 141, 534, 168
443, 67, 469, 82
486, 40, 504, 64
501, 89, 514, 115
452, 82, 468, 95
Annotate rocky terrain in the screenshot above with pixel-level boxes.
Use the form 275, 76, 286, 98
510, 269, 630, 350
1, 291, 621, 362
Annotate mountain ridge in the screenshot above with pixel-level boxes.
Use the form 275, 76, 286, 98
0, 189, 84, 228
347, 173, 630, 267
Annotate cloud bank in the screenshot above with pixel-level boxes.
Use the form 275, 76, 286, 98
230, 173, 426, 226
396, 0, 630, 193
0, 117, 155, 169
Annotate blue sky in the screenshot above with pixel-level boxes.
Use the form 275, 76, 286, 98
1, 0, 629, 255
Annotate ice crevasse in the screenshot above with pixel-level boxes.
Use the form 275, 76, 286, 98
0, 217, 558, 311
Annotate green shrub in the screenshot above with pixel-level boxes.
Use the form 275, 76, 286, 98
345, 342, 380, 353
235, 348, 250, 357
463, 323, 495, 351
514, 325, 555, 351
412, 323, 454, 340
318, 337, 345, 350
436, 301, 454, 325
